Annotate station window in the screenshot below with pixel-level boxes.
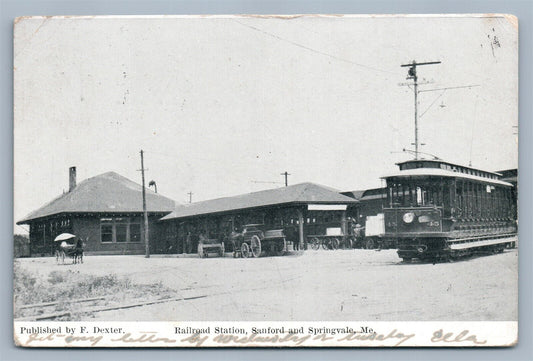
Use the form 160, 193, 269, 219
101, 219, 113, 243
100, 217, 142, 243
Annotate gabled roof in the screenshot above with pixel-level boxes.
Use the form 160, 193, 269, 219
341, 190, 366, 200
18, 172, 176, 224
161, 182, 357, 221
342, 188, 386, 201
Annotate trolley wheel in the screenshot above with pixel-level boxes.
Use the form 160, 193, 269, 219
310, 238, 320, 250
241, 243, 250, 258
251, 235, 262, 258
364, 238, 375, 250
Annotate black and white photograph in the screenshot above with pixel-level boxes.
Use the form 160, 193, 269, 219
13, 14, 518, 347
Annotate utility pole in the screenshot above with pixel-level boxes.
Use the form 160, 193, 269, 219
188, 191, 193, 203
280, 171, 290, 187
139, 150, 150, 258
401, 60, 441, 160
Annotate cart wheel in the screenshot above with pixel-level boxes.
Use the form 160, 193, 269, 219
241, 243, 250, 258
275, 238, 286, 256
251, 235, 262, 258
365, 238, 375, 250
310, 238, 320, 250
321, 239, 329, 250
331, 238, 339, 250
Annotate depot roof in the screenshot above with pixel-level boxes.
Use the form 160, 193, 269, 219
17, 172, 176, 224
160, 182, 357, 221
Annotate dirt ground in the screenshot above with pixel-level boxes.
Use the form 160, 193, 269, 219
15, 246, 518, 321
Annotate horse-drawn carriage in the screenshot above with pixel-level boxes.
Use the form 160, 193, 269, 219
54, 233, 84, 264
197, 235, 225, 258
307, 227, 355, 250
230, 224, 286, 258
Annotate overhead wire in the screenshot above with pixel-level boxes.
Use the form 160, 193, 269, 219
419, 89, 447, 119
233, 20, 396, 75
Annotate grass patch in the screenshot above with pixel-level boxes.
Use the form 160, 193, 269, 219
14, 261, 174, 320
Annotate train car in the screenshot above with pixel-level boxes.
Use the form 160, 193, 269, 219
378, 159, 517, 261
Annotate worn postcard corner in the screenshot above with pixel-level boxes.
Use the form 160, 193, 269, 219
13, 14, 518, 348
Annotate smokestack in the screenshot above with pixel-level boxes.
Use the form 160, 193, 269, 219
69, 166, 76, 192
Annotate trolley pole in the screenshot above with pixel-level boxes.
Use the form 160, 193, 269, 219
401, 60, 441, 160
140, 150, 150, 258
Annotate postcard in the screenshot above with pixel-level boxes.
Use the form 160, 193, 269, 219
13, 14, 518, 347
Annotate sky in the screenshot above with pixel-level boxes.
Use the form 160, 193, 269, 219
13, 15, 518, 233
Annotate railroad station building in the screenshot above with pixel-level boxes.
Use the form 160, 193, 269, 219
156, 183, 358, 254
17, 168, 176, 256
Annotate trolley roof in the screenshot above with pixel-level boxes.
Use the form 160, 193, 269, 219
396, 159, 503, 178
382, 168, 514, 187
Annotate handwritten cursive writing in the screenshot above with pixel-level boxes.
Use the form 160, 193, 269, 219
111, 332, 176, 344
338, 329, 415, 346
431, 329, 487, 345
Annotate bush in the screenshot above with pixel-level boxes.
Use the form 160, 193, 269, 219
13, 264, 173, 319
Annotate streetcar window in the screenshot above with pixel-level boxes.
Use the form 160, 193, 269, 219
416, 187, 423, 205
387, 178, 448, 207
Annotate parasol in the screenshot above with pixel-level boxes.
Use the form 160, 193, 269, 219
54, 233, 76, 242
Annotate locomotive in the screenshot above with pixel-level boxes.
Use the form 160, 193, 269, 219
375, 159, 517, 261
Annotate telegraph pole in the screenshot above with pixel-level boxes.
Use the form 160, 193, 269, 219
401, 60, 441, 160
280, 171, 290, 187
140, 150, 150, 258
188, 191, 193, 203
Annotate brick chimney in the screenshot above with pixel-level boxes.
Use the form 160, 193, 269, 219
69, 166, 76, 192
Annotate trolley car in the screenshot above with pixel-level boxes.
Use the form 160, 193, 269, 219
379, 159, 517, 261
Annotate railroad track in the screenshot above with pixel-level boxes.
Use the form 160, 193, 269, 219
15, 273, 304, 321
15, 294, 208, 321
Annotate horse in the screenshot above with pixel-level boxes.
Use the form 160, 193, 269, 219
71, 238, 84, 264
56, 238, 84, 264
